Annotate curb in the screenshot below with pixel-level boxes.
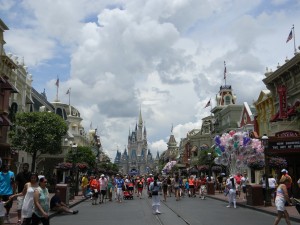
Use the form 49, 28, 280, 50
206, 195, 300, 223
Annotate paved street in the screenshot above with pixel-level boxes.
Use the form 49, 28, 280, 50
50, 195, 289, 225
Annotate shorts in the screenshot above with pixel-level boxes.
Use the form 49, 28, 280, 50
100, 190, 107, 196
275, 197, 286, 212
17, 196, 24, 210
242, 186, 246, 194
2, 195, 13, 209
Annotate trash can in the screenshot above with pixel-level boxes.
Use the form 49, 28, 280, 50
55, 184, 70, 205
246, 184, 263, 206
207, 181, 215, 195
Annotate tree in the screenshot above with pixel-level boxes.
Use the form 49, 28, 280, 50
65, 146, 96, 168
9, 112, 68, 172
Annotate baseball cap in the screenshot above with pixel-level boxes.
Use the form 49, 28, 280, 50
281, 169, 288, 173
101, 174, 105, 177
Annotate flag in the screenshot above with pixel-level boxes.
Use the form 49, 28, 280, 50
55, 78, 59, 87
204, 99, 211, 108
286, 30, 293, 43
66, 88, 70, 94
224, 61, 227, 80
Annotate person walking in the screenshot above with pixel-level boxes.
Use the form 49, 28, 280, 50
89, 175, 100, 205
273, 176, 292, 225
15, 163, 31, 224
32, 177, 50, 225
280, 169, 292, 198
174, 175, 180, 201
10, 173, 39, 225
115, 174, 124, 203
188, 176, 195, 197
0, 164, 15, 224
99, 174, 108, 204
81, 175, 89, 198
162, 177, 168, 201
240, 172, 249, 200
136, 177, 144, 199
226, 175, 237, 208
149, 176, 162, 214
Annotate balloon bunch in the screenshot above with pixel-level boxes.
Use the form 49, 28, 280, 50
163, 160, 177, 172
214, 130, 265, 175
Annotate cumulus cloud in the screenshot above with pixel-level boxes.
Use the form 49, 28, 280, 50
1, 0, 300, 159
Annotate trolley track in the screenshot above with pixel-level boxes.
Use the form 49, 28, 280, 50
146, 196, 191, 225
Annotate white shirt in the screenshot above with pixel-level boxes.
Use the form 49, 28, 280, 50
268, 178, 277, 189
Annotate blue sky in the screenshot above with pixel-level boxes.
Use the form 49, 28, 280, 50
1, 0, 299, 159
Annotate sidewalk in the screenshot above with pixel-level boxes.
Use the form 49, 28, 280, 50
207, 191, 300, 223
4, 192, 87, 225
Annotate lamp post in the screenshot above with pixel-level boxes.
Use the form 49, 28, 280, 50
71, 143, 79, 196
207, 152, 212, 182
261, 134, 272, 207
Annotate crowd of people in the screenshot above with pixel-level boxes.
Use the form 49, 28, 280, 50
0, 163, 77, 225
1, 162, 300, 225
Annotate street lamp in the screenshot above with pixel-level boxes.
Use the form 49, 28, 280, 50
71, 143, 79, 196
261, 134, 272, 207
207, 152, 212, 182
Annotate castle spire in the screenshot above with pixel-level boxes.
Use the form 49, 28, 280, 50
138, 106, 143, 126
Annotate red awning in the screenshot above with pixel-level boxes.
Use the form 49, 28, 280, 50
0, 77, 19, 93
0, 115, 12, 126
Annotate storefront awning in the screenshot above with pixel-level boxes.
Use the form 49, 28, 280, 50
0, 78, 19, 93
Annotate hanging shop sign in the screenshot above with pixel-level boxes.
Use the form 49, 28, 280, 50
268, 136, 300, 154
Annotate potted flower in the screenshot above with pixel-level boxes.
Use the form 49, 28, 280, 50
247, 158, 265, 170
211, 165, 222, 173
56, 162, 73, 170
269, 157, 287, 170
198, 165, 209, 172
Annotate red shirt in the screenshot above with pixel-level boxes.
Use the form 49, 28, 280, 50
234, 175, 242, 185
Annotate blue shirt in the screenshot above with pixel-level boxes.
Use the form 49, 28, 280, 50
115, 178, 124, 188
0, 171, 15, 195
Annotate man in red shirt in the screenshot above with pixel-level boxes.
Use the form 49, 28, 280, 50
147, 174, 154, 198
234, 173, 242, 199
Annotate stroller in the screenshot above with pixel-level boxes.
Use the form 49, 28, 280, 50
123, 191, 133, 200
293, 198, 300, 214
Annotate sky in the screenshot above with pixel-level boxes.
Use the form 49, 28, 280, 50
1, 0, 299, 160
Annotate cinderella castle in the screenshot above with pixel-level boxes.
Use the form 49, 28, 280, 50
114, 110, 159, 175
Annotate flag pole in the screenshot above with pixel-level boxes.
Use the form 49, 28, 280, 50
293, 25, 297, 54
68, 88, 71, 115
224, 61, 227, 86
55, 76, 59, 101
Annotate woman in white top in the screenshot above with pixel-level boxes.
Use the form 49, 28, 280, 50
226, 176, 237, 208
11, 173, 39, 225
149, 176, 162, 214
268, 175, 277, 203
